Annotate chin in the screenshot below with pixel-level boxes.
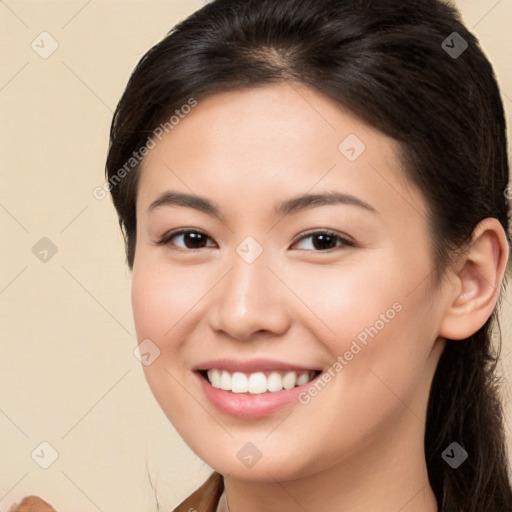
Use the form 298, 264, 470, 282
196, 441, 322, 483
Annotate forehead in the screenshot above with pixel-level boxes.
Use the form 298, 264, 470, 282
137, 82, 427, 224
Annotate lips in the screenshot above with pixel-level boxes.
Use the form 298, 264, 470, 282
192, 358, 324, 418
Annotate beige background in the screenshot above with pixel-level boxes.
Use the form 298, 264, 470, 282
0, 1, 511, 511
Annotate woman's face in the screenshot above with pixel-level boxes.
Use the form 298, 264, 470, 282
131, 82, 449, 481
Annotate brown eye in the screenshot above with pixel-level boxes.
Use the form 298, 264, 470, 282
158, 229, 216, 249
292, 230, 354, 252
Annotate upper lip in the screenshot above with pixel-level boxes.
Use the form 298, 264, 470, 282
193, 358, 322, 373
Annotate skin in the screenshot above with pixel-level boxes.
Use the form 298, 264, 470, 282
131, 82, 509, 512
9, 497, 57, 512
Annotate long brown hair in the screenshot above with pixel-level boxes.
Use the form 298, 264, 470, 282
105, 1, 512, 509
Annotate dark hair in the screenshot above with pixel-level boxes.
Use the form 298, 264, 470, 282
105, 0, 512, 509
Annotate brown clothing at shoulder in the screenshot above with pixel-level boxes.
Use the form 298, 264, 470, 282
8, 496, 57, 512
7, 472, 223, 512
172, 471, 224, 512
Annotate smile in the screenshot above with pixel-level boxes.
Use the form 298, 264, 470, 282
193, 360, 324, 418
202, 369, 320, 394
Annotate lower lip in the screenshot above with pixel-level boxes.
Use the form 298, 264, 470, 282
195, 371, 319, 419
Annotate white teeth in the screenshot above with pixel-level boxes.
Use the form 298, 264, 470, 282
205, 369, 317, 394
282, 371, 296, 389
231, 372, 248, 393
220, 370, 231, 391
267, 371, 283, 392
296, 371, 310, 386
208, 369, 220, 388
248, 372, 267, 394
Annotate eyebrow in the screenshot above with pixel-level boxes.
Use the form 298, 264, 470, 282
147, 190, 377, 218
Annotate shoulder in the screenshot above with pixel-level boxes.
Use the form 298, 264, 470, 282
172, 471, 224, 512
7, 473, 224, 512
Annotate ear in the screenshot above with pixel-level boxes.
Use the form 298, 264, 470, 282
438, 217, 510, 340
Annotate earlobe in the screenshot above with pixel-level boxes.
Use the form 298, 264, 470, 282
438, 218, 509, 341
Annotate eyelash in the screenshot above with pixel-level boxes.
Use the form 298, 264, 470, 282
155, 228, 355, 253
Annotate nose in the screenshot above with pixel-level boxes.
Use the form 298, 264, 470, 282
207, 246, 291, 341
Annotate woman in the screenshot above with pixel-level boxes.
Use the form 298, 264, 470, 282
13, 0, 512, 510
109, 0, 512, 510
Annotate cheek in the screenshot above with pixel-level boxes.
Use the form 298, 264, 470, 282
287, 257, 403, 343
131, 262, 205, 344
130, 265, 200, 421
130, 258, 227, 394
291, 254, 436, 394
130, 264, 195, 405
